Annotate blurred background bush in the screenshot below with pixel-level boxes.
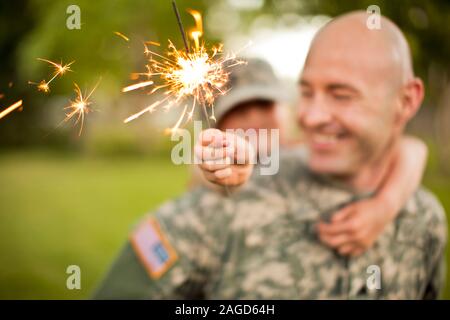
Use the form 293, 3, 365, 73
0, 0, 449, 299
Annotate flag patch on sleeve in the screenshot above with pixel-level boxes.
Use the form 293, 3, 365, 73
130, 217, 178, 279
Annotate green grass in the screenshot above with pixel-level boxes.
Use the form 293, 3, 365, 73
0, 150, 449, 299
0, 151, 189, 299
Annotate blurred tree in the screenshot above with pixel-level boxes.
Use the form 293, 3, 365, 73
0, 1, 38, 147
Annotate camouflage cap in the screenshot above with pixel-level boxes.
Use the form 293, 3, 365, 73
212, 57, 286, 126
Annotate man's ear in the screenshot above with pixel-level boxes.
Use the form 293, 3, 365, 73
400, 77, 425, 122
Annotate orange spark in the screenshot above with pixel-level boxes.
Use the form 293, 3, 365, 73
144, 41, 161, 47
114, 31, 130, 42
124, 100, 163, 123
30, 58, 74, 93
0, 100, 23, 121
122, 80, 154, 92
36, 80, 50, 93
63, 81, 100, 136
37, 58, 74, 77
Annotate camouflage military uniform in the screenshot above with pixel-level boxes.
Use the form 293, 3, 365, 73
94, 148, 447, 299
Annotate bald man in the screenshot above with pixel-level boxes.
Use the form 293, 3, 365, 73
95, 12, 447, 299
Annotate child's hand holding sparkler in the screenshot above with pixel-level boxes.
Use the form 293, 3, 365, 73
195, 129, 255, 187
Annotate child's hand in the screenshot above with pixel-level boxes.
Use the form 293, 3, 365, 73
316, 136, 426, 257
317, 196, 396, 257
194, 129, 255, 187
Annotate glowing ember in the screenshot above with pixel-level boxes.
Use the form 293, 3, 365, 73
63, 81, 100, 136
0, 100, 23, 121
122, 80, 154, 93
114, 31, 130, 42
29, 58, 74, 93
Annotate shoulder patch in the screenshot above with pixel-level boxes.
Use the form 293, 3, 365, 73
130, 216, 178, 279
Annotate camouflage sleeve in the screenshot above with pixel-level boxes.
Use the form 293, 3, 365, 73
93, 188, 231, 299
420, 190, 448, 299
423, 248, 446, 299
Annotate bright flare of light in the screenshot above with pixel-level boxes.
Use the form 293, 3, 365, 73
29, 58, 74, 93
38, 58, 74, 77
63, 81, 99, 136
0, 100, 23, 121
37, 80, 50, 93
122, 10, 245, 135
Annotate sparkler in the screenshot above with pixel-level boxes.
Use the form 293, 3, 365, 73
122, 1, 245, 136
29, 58, 74, 93
0, 100, 23, 121
62, 81, 100, 136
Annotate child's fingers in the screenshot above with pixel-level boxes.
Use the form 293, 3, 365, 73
225, 135, 255, 165
199, 131, 255, 166
318, 232, 352, 248
214, 167, 233, 179
202, 171, 218, 183
199, 158, 232, 172
216, 174, 243, 186
195, 145, 229, 162
317, 220, 356, 236
199, 129, 227, 147
331, 206, 355, 223
202, 167, 233, 182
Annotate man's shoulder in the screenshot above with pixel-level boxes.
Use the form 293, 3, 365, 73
404, 186, 447, 243
95, 188, 231, 299
413, 187, 446, 222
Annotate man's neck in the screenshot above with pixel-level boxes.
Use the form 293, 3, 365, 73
341, 141, 399, 194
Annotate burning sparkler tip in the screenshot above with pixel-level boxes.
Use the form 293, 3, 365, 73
123, 6, 244, 134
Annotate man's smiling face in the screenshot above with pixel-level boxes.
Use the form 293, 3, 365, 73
297, 14, 409, 177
